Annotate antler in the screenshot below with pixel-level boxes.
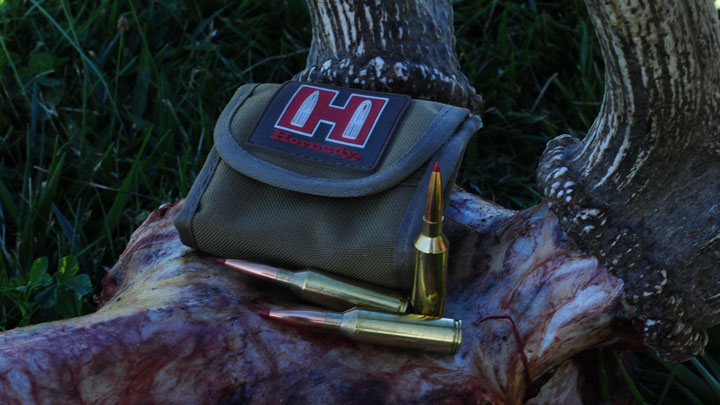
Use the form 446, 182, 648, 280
296, 0, 482, 113
536, 0, 720, 361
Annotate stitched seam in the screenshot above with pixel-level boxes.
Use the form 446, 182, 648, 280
226, 83, 263, 136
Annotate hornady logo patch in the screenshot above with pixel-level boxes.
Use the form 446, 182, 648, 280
246, 81, 410, 171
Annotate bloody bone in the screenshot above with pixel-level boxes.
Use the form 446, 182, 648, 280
0, 196, 640, 403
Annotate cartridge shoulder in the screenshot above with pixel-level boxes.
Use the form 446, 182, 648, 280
414, 234, 448, 254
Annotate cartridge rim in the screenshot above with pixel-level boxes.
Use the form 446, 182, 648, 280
451, 320, 463, 354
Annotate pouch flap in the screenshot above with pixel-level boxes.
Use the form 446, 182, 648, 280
214, 81, 472, 197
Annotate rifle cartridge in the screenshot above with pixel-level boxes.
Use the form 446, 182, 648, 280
411, 163, 448, 316
219, 258, 409, 313
263, 308, 462, 354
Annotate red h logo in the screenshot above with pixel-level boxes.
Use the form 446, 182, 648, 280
275, 85, 388, 148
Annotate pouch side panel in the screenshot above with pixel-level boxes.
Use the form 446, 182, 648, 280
174, 83, 259, 248
174, 147, 221, 248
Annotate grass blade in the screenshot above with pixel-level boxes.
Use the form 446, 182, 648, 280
654, 354, 717, 402
598, 349, 612, 403
105, 128, 151, 232
27, 0, 121, 122
657, 363, 678, 404
614, 352, 646, 404
702, 353, 720, 383
0, 179, 20, 228
690, 357, 720, 398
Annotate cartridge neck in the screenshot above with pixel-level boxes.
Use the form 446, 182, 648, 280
224, 259, 286, 283
274, 268, 295, 286
266, 310, 328, 328
324, 312, 343, 330
422, 217, 443, 238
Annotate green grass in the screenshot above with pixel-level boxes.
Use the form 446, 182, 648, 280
0, 0, 311, 327
454, 0, 604, 208
0, 0, 717, 402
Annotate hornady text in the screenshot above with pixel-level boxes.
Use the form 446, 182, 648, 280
270, 129, 362, 161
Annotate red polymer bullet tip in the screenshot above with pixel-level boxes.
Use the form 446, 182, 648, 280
259, 310, 270, 318
216, 258, 226, 264
433, 162, 440, 172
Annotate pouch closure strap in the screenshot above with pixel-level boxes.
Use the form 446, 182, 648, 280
214, 84, 470, 197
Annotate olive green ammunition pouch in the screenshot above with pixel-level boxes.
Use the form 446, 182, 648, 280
174, 81, 481, 289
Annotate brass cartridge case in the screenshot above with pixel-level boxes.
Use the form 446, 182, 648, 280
411, 219, 448, 316
220, 259, 409, 313
265, 308, 462, 354
411, 163, 448, 316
